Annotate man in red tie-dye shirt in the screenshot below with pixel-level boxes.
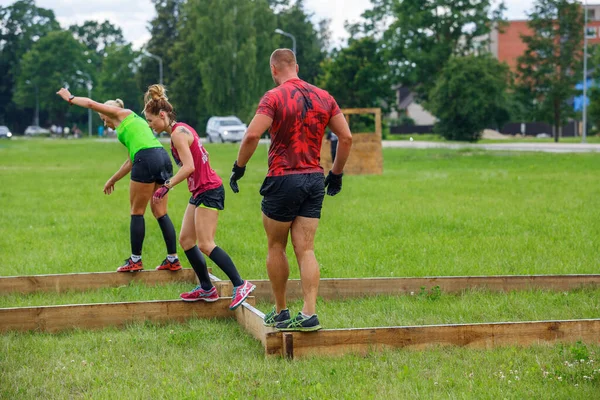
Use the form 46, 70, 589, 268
231, 48, 353, 331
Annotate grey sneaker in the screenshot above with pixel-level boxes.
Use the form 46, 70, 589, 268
275, 312, 322, 332
263, 307, 291, 327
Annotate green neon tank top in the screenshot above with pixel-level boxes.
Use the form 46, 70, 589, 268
116, 112, 162, 160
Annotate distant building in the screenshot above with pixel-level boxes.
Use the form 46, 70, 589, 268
391, 87, 437, 126
490, 3, 600, 71
391, 3, 598, 128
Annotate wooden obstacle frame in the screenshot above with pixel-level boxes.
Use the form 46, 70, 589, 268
2, 270, 600, 359
320, 107, 383, 175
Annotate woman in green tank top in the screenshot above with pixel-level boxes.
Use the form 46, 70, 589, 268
56, 87, 182, 273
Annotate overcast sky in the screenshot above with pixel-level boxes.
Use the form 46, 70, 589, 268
0, 0, 551, 49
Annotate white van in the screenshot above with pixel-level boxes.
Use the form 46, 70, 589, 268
205, 116, 247, 143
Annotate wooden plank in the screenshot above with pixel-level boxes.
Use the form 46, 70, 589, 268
342, 108, 381, 115
265, 319, 600, 358
234, 302, 276, 346
0, 269, 199, 294
0, 296, 255, 333
215, 273, 277, 347
242, 275, 600, 302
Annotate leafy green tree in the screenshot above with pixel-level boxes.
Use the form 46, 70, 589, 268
14, 30, 92, 125
318, 36, 393, 111
516, 0, 583, 142
170, 0, 279, 127
138, 0, 185, 90
583, 41, 600, 132
169, 3, 204, 128
358, 0, 506, 102
275, 0, 328, 84
97, 44, 142, 112
69, 20, 126, 70
69, 20, 125, 54
428, 55, 511, 141
0, 0, 60, 130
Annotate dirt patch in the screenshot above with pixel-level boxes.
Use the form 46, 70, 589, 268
481, 129, 509, 140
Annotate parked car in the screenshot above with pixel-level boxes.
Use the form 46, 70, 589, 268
24, 125, 50, 136
0, 125, 12, 139
206, 116, 247, 143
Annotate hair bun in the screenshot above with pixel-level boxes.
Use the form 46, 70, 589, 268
148, 84, 167, 101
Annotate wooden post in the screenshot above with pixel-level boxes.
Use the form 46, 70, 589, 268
283, 333, 294, 359
321, 107, 383, 175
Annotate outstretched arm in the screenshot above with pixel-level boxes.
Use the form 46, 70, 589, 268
56, 87, 128, 120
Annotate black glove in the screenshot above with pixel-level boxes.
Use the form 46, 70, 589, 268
324, 170, 343, 196
229, 161, 246, 193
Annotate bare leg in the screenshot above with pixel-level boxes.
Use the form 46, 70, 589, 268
262, 213, 292, 313
194, 207, 219, 256
290, 216, 320, 316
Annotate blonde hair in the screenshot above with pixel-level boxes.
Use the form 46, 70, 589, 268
104, 99, 124, 108
144, 84, 176, 120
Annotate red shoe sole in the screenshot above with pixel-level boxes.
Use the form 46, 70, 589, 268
156, 266, 182, 271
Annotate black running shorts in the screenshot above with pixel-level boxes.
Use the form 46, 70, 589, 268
189, 185, 225, 210
131, 147, 173, 184
260, 173, 325, 222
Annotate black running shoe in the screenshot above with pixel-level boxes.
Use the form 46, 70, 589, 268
275, 312, 322, 332
263, 307, 291, 327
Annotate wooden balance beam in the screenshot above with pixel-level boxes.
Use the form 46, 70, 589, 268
213, 275, 600, 302
0, 296, 255, 333
265, 319, 600, 359
0, 269, 199, 294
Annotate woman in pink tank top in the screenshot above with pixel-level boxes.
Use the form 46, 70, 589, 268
143, 84, 255, 310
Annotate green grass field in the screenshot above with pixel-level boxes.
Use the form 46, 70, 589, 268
1, 138, 599, 398
390, 133, 600, 144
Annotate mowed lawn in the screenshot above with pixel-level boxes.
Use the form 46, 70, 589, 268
1, 139, 599, 398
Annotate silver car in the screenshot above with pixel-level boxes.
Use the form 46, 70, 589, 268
0, 126, 12, 139
24, 125, 50, 136
206, 116, 247, 143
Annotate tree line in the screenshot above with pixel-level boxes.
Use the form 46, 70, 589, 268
0, 0, 591, 141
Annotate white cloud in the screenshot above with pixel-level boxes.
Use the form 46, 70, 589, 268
0, 0, 566, 50
0, 0, 154, 49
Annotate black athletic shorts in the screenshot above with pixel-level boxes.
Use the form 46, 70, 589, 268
131, 147, 173, 184
260, 173, 325, 222
189, 185, 225, 210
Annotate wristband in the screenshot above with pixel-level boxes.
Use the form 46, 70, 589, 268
68, 95, 75, 105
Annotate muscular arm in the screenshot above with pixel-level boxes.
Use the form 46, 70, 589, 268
236, 114, 273, 167
168, 127, 195, 187
327, 113, 353, 175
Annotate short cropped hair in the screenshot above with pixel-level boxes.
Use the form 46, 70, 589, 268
270, 48, 296, 70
